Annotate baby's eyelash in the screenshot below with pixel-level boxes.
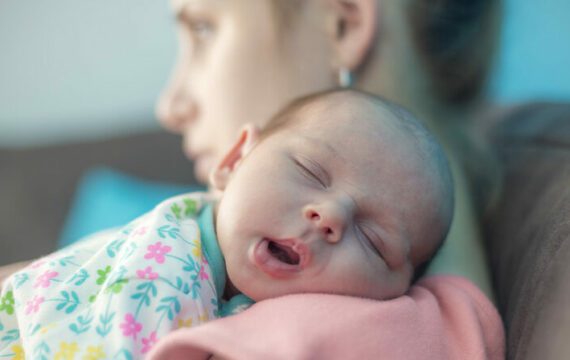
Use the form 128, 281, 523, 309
293, 158, 327, 188
358, 225, 384, 259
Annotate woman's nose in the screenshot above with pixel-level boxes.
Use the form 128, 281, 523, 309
303, 201, 351, 244
156, 88, 198, 133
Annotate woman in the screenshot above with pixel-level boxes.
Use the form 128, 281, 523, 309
0, 2, 504, 357
1, 0, 497, 309
156, 0, 499, 296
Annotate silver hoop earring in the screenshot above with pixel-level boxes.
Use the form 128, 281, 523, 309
338, 68, 353, 88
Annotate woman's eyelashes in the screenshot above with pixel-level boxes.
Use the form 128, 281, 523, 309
180, 14, 215, 44
190, 19, 214, 40
293, 157, 327, 188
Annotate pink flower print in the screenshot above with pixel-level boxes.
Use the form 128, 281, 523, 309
136, 266, 158, 280
141, 331, 158, 354
30, 259, 46, 269
198, 265, 209, 281
144, 242, 171, 264
25, 295, 45, 315
133, 226, 148, 237
34, 269, 58, 288
120, 313, 142, 339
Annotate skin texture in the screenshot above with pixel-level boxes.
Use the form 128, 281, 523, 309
156, 0, 494, 297
211, 93, 451, 301
158, 0, 336, 182
0, 0, 494, 298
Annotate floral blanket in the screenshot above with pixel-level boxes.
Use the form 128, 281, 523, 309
0, 194, 220, 359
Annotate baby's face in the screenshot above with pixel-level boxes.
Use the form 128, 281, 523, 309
214, 102, 429, 301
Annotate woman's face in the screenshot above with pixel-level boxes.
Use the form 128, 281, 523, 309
157, 0, 338, 182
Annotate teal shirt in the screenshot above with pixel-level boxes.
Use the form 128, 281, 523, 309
198, 203, 254, 316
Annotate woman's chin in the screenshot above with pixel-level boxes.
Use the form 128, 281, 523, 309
194, 157, 214, 184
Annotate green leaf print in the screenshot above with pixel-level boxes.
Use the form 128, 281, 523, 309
105, 279, 129, 294
171, 203, 182, 220
108, 266, 128, 284
106, 239, 126, 258
157, 225, 181, 240
58, 255, 80, 267
113, 349, 134, 360
174, 276, 191, 295
27, 323, 41, 336
156, 296, 181, 321
14, 273, 29, 289
33, 341, 50, 360
164, 213, 180, 225
190, 279, 202, 300
211, 298, 220, 318
67, 268, 89, 286
96, 266, 112, 285
95, 290, 116, 337
1, 329, 19, 342
120, 242, 138, 261
69, 310, 94, 334
96, 312, 115, 337
0, 291, 14, 315
183, 198, 198, 216
55, 291, 80, 314
132, 282, 158, 317
182, 254, 199, 273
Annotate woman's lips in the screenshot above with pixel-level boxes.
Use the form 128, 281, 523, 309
251, 238, 309, 279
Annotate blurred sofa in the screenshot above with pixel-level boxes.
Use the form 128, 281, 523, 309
1, 105, 570, 359
0, 131, 198, 264
483, 103, 570, 359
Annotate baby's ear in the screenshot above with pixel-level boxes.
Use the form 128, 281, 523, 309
209, 124, 260, 191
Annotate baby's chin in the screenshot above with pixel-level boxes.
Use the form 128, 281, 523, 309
231, 276, 411, 302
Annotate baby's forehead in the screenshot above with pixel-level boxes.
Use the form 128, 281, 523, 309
293, 93, 402, 135
291, 98, 425, 179
264, 90, 426, 175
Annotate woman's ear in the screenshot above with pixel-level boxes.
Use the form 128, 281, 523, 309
209, 124, 260, 191
325, 0, 378, 71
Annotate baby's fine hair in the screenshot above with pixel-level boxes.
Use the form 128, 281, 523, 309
261, 89, 454, 282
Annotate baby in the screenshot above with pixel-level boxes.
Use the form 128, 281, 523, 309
0, 89, 453, 358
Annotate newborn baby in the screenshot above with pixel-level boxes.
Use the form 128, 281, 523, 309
0, 89, 453, 358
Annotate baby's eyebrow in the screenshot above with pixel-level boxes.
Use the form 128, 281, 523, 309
298, 135, 344, 162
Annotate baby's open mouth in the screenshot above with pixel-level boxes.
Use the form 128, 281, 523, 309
251, 238, 309, 278
268, 240, 301, 265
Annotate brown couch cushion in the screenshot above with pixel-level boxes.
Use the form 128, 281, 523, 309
0, 131, 197, 266
484, 103, 570, 360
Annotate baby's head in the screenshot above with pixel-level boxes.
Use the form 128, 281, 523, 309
211, 89, 454, 301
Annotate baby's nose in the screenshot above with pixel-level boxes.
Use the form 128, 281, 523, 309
303, 202, 350, 244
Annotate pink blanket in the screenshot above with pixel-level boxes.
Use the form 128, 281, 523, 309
147, 275, 504, 359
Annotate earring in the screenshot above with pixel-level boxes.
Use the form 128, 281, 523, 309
338, 67, 353, 88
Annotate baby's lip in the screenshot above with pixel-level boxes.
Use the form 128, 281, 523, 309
251, 238, 310, 278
